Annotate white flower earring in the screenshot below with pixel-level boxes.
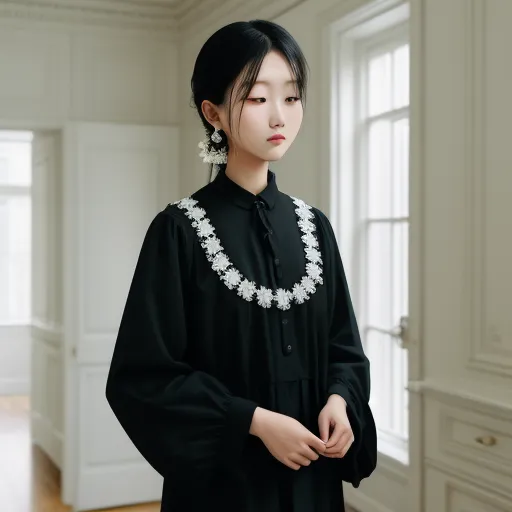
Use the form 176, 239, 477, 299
211, 128, 222, 144
198, 127, 228, 165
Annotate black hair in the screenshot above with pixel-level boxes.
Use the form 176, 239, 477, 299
190, 19, 309, 180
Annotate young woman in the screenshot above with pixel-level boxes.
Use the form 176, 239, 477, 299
106, 19, 376, 512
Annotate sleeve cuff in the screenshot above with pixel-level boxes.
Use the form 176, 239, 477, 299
327, 382, 352, 407
219, 396, 258, 468
327, 381, 364, 451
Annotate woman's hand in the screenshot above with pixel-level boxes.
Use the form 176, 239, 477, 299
250, 407, 327, 470
318, 394, 354, 458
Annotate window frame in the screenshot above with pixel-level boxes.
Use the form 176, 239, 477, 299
327, 4, 410, 465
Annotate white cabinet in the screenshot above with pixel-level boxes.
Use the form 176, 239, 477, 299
424, 395, 512, 496
425, 467, 512, 512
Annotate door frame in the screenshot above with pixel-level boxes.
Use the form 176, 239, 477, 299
0, 117, 76, 506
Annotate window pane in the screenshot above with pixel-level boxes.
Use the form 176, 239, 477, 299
393, 45, 409, 109
0, 140, 32, 186
368, 120, 392, 218
392, 221, 409, 324
368, 52, 391, 117
0, 195, 31, 324
393, 118, 409, 218
389, 341, 408, 438
366, 221, 391, 329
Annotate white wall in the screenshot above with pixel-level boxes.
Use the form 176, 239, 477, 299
411, 1, 512, 511
1, 1, 509, 510
0, 326, 31, 394
0, 15, 180, 473
0, 19, 179, 127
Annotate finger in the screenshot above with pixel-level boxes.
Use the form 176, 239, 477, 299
324, 422, 346, 449
285, 459, 301, 471
339, 435, 355, 457
301, 444, 320, 461
318, 415, 330, 443
292, 453, 312, 467
310, 434, 327, 454
325, 431, 352, 454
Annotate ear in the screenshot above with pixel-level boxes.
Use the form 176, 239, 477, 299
201, 100, 221, 130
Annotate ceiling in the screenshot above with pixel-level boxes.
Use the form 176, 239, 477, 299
0, 0, 308, 35
0, 0, 238, 32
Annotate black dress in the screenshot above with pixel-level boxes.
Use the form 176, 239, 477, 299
105, 169, 377, 512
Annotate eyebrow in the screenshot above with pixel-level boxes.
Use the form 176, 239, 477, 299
253, 79, 298, 86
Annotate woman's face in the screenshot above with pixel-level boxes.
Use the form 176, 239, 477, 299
218, 50, 304, 163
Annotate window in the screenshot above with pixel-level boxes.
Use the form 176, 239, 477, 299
329, 5, 410, 464
0, 131, 33, 325
360, 39, 410, 461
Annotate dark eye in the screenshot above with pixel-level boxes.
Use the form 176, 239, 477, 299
286, 97, 301, 103
247, 98, 266, 103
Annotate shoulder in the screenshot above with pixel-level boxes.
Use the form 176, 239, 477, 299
161, 183, 211, 226
282, 194, 337, 246
281, 193, 331, 225
158, 181, 217, 241
143, 195, 202, 245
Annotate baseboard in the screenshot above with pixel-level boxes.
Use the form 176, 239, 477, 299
76, 464, 163, 511
345, 488, 395, 512
0, 378, 30, 395
31, 411, 63, 469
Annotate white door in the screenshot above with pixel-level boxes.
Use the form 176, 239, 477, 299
30, 130, 65, 473
61, 121, 180, 511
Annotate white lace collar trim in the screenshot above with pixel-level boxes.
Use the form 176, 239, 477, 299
172, 196, 323, 310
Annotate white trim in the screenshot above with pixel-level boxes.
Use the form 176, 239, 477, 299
173, 196, 324, 310
0, 130, 33, 142
378, 430, 409, 465
0, 377, 29, 395
320, 0, 411, 467
31, 410, 63, 468
344, 488, 396, 512
0, 0, 310, 35
0, 185, 31, 195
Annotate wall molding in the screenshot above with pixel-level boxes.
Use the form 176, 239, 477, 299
0, 377, 29, 395
32, 410, 63, 468
31, 319, 63, 349
425, 458, 512, 505
418, 378, 512, 419
344, 486, 396, 512
0, 0, 309, 33
463, 0, 512, 378
0, 0, 178, 31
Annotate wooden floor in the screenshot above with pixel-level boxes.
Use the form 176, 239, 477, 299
0, 396, 161, 512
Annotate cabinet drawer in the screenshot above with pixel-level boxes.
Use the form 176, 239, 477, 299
425, 396, 512, 493
425, 467, 512, 512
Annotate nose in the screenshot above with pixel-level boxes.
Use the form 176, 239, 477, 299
269, 101, 285, 129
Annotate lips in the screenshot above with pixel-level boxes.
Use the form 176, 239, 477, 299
267, 134, 286, 141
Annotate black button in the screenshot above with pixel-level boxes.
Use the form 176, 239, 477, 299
274, 258, 280, 265
286, 344, 292, 353
282, 318, 288, 325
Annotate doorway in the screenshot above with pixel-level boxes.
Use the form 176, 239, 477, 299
0, 123, 174, 511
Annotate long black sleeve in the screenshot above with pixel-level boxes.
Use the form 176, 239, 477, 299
105, 209, 258, 482
315, 208, 377, 487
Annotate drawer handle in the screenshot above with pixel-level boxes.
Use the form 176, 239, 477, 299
475, 435, 497, 447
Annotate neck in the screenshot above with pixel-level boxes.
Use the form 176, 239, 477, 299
224, 148, 269, 196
